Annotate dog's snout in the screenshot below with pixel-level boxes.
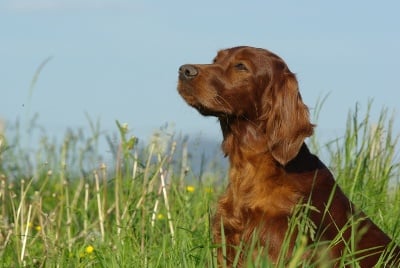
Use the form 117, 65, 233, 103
179, 64, 198, 80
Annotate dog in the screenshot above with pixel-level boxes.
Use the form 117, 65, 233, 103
177, 46, 400, 267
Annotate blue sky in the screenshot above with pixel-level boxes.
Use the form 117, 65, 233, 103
1, 1, 400, 146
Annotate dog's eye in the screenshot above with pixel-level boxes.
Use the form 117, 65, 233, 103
234, 63, 248, 71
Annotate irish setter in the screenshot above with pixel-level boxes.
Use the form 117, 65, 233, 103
177, 46, 400, 267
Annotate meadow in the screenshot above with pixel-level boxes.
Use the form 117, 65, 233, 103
1, 102, 400, 267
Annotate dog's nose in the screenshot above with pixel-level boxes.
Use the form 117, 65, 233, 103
179, 64, 198, 80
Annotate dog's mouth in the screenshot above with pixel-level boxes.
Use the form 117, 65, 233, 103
178, 86, 223, 117
192, 103, 229, 117
177, 83, 198, 105
180, 94, 214, 116
194, 104, 218, 116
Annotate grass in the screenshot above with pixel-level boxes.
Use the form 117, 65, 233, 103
0, 102, 400, 267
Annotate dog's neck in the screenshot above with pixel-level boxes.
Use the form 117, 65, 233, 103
219, 117, 325, 173
219, 117, 278, 178
220, 116, 268, 156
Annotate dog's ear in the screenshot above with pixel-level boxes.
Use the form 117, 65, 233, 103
262, 71, 314, 166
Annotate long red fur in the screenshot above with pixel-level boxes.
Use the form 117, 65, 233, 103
177, 46, 400, 267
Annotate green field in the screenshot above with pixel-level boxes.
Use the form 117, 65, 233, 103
1, 102, 399, 267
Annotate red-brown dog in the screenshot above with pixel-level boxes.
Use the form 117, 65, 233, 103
177, 46, 400, 267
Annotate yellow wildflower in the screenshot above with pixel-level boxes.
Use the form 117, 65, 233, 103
157, 213, 165, 220
85, 245, 94, 254
186, 185, 195, 193
35, 225, 42, 232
